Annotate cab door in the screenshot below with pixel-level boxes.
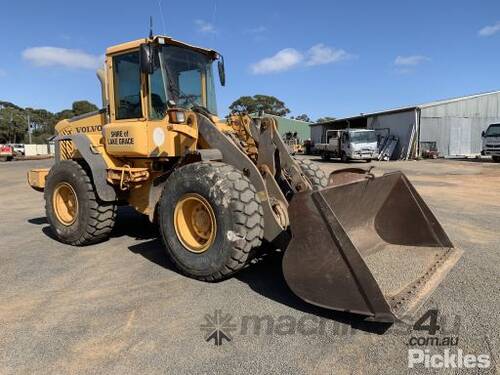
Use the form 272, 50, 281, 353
104, 49, 150, 157
103, 48, 197, 158
327, 130, 340, 155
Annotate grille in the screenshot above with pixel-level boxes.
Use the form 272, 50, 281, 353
59, 127, 75, 160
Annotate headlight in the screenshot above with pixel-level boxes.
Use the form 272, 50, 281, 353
168, 109, 186, 124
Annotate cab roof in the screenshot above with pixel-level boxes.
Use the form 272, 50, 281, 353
106, 35, 219, 58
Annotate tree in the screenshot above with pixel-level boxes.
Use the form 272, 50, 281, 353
229, 95, 290, 117
55, 101, 99, 121
316, 116, 336, 123
229, 96, 256, 113
72, 100, 98, 116
293, 114, 311, 122
0, 99, 98, 144
55, 109, 76, 121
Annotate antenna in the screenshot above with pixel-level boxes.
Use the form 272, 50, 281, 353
211, 0, 217, 43
157, 0, 167, 35
149, 16, 153, 39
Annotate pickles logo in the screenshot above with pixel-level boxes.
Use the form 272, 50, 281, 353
407, 310, 491, 369
408, 349, 491, 369
109, 130, 134, 145
200, 310, 237, 346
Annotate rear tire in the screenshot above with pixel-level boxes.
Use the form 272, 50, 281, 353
295, 158, 328, 189
158, 162, 264, 281
321, 152, 330, 161
45, 160, 116, 245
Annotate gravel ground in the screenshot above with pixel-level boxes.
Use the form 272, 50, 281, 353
0, 158, 498, 374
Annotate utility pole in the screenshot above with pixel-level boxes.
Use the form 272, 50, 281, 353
27, 114, 32, 144
10, 113, 13, 143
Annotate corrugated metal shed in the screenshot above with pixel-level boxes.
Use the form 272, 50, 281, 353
419, 91, 500, 156
310, 90, 500, 158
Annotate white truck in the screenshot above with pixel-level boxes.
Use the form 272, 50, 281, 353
481, 123, 500, 162
315, 129, 378, 162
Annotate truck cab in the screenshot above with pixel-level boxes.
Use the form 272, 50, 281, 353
316, 129, 378, 162
481, 123, 500, 162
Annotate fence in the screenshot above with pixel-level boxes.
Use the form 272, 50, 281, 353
24, 144, 55, 156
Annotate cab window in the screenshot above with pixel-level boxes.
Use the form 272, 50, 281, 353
178, 69, 203, 107
149, 68, 167, 119
326, 131, 338, 142
113, 52, 142, 120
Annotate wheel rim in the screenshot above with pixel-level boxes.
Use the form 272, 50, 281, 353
173, 193, 217, 253
53, 182, 78, 226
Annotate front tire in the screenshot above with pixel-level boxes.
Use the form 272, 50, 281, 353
45, 160, 116, 245
492, 156, 500, 163
295, 159, 328, 189
341, 152, 349, 163
158, 162, 264, 281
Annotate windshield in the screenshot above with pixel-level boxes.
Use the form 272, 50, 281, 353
349, 131, 377, 143
485, 124, 500, 137
149, 45, 217, 119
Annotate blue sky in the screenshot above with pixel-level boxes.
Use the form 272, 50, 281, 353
0, 0, 499, 120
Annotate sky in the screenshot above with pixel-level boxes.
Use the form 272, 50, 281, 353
0, 0, 499, 120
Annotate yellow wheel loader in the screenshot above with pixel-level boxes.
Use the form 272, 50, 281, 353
27, 35, 462, 322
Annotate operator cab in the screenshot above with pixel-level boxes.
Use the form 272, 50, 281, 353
101, 35, 224, 122
100, 36, 226, 157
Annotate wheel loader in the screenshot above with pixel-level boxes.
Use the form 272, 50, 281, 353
27, 35, 462, 323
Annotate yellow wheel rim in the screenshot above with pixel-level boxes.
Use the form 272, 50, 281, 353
53, 182, 78, 226
174, 193, 216, 253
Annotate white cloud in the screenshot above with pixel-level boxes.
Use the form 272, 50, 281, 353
195, 19, 216, 34
394, 55, 430, 66
251, 43, 352, 74
306, 44, 351, 66
478, 21, 500, 37
251, 48, 304, 74
22, 47, 101, 70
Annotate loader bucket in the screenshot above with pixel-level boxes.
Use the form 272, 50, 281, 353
282, 171, 463, 323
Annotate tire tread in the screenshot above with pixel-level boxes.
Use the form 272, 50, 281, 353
159, 161, 264, 281
44, 160, 116, 246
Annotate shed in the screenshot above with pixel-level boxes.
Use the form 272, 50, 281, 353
310, 91, 500, 159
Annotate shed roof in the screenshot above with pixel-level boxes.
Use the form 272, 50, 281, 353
310, 90, 500, 127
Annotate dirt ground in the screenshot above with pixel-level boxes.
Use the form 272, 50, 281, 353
0, 157, 499, 374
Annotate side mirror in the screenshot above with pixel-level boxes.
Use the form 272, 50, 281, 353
139, 43, 159, 74
217, 55, 226, 86
481, 130, 486, 137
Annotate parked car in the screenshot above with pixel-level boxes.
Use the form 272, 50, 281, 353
481, 123, 500, 162
0, 144, 14, 161
9, 143, 25, 156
